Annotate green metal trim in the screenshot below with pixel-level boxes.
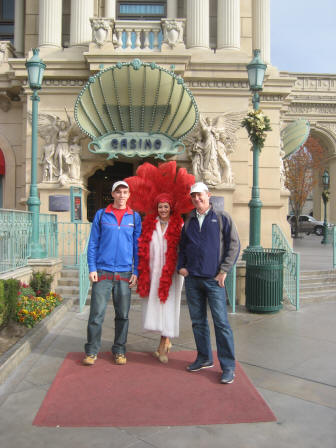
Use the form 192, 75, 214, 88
98, 76, 116, 132
78, 97, 102, 137
165, 83, 185, 135
127, 65, 133, 131
88, 131, 185, 160
74, 59, 199, 142
111, 68, 126, 132
88, 82, 107, 135
149, 68, 162, 133
272, 223, 300, 311
140, 65, 146, 131
171, 100, 193, 138
157, 75, 175, 133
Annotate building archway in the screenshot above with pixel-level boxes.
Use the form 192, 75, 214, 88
0, 136, 16, 209
86, 162, 133, 221
309, 127, 336, 222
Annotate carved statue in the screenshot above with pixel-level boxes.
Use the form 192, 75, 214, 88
90, 18, 113, 47
67, 135, 82, 181
280, 146, 286, 190
184, 113, 244, 187
40, 134, 56, 182
29, 108, 85, 184
161, 19, 186, 49
0, 42, 6, 65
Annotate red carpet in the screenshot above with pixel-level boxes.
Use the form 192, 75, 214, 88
33, 351, 276, 427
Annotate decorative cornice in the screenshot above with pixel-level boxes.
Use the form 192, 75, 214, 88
288, 103, 336, 115
293, 77, 336, 91
291, 94, 336, 101
185, 80, 248, 89
260, 95, 286, 102
22, 79, 86, 87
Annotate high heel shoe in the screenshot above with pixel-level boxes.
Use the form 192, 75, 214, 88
158, 342, 172, 364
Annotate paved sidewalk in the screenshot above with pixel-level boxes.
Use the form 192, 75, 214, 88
0, 235, 335, 447
293, 233, 334, 271
0, 296, 335, 448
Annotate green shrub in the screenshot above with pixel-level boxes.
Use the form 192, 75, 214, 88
4, 279, 20, 321
0, 280, 5, 327
30, 271, 53, 299
0, 279, 20, 328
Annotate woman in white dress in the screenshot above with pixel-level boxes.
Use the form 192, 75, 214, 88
125, 161, 195, 363
137, 193, 183, 363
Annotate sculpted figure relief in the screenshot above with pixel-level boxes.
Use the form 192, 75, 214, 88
184, 113, 244, 188
40, 134, 56, 182
30, 109, 85, 184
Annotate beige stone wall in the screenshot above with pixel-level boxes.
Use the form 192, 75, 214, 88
240, 0, 252, 55
25, 0, 39, 53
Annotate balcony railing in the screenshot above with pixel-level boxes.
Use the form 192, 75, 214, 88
90, 18, 185, 52
0, 209, 32, 274
114, 20, 162, 50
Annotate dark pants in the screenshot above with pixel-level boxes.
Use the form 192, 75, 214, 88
185, 275, 235, 373
85, 271, 132, 356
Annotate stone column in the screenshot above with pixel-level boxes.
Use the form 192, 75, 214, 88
252, 0, 270, 64
70, 0, 95, 46
14, 0, 24, 55
217, 0, 240, 50
186, 0, 209, 49
105, 0, 116, 19
38, 0, 62, 47
167, 0, 178, 18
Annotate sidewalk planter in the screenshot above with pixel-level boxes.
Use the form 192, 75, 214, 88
243, 249, 285, 313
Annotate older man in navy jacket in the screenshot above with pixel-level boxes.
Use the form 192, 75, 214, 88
178, 182, 240, 384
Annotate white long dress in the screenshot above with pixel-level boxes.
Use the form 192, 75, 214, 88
142, 220, 183, 338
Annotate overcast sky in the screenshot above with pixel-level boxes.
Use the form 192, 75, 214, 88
271, 0, 336, 74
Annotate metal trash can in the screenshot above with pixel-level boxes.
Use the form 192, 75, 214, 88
243, 248, 285, 313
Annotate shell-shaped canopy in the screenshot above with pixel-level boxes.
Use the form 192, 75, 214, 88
75, 59, 198, 141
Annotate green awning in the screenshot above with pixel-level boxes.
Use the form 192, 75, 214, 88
281, 119, 310, 158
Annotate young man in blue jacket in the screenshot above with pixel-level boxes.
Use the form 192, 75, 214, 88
83, 181, 141, 366
178, 182, 240, 384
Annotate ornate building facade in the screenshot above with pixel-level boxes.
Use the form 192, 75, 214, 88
0, 0, 335, 249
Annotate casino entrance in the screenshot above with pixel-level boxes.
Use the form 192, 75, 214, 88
86, 162, 133, 222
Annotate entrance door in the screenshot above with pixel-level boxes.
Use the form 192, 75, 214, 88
87, 162, 133, 221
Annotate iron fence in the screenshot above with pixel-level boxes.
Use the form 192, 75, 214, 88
272, 223, 300, 310
0, 209, 32, 274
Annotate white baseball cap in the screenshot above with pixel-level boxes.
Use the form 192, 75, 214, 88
190, 182, 209, 194
112, 180, 129, 192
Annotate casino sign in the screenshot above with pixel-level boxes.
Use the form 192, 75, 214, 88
75, 59, 199, 160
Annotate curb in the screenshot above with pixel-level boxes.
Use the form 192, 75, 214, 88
0, 298, 75, 385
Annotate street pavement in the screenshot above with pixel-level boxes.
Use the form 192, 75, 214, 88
0, 236, 335, 448
293, 233, 334, 271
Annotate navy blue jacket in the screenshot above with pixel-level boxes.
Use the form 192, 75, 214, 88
177, 207, 240, 278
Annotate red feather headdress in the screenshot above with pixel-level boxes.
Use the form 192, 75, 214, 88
125, 161, 195, 303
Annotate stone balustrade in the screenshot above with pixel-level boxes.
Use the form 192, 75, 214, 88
90, 18, 186, 51
114, 20, 162, 51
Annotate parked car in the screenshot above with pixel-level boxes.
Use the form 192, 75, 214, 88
287, 215, 326, 236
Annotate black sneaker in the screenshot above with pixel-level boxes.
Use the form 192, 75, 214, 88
220, 370, 235, 384
186, 360, 214, 372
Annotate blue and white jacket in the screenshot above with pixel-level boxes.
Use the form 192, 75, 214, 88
87, 204, 142, 275
177, 207, 240, 278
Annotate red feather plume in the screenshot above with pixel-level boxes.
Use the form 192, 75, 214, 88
125, 161, 195, 302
